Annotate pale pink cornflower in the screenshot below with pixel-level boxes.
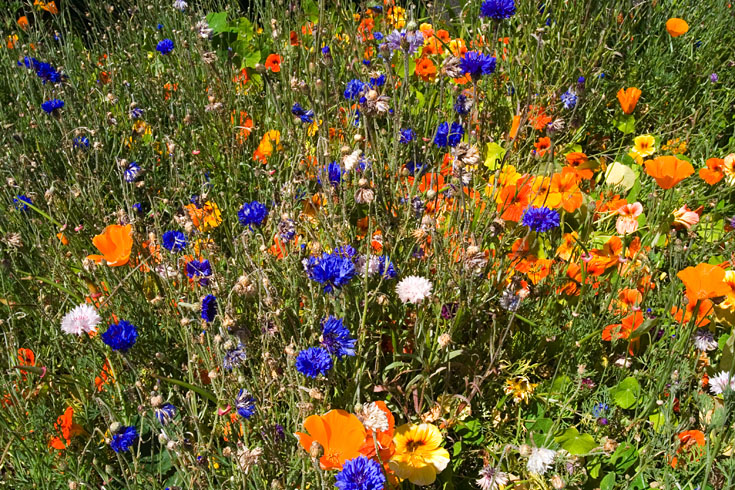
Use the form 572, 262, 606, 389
395, 275, 433, 304
61, 304, 101, 335
709, 371, 735, 395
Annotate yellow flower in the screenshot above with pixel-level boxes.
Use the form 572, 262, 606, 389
504, 376, 537, 404
721, 271, 735, 312
388, 6, 406, 29
628, 134, 655, 164
389, 423, 450, 486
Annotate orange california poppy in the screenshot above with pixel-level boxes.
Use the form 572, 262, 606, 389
644, 156, 694, 189
602, 311, 643, 341
508, 114, 521, 140
670, 430, 705, 467
533, 137, 551, 157
264, 54, 282, 73
49, 407, 84, 450
671, 299, 713, 328
18, 16, 29, 30
699, 158, 724, 185
294, 409, 367, 470
617, 87, 641, 114
86, 224, 133, 266
415, 57, 437, 81
554, 168, 584, 212
666, 18, 689, 37
677, 263, 729, 302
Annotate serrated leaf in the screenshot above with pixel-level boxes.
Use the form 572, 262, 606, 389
611, 376, 641, 409
554, 427, 597, 455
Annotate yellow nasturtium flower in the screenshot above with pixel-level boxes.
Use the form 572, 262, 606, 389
389, 423, 450, 486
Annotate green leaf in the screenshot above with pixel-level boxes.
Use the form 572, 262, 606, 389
302, 0, 319, 22
588, 458, 602, 479
455, 418, 483, 444
600, 473, 616, 490
611, 376, 641, 409
648, 412, 665, 432
554, 427, 597, 455
236, 17, 254, 41
614, 114, 636, 134
550, 375, 572, 394
205, 12, 229, 34
718, 332, 735, 372
484, 142, 506, 170
609, 441, 639, 471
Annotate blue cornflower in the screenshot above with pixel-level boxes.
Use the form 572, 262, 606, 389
156, 39, 175, 55
157, 23, 164, 30
295, 347, 333, 378
110, 426, 138, 453
382, 30, 423, 55
235, 389, 256, 419
434, 122, 464, 148
223, 343, 247, 370
320, 316, 356, 359
399, 128, 415, 144
124, 161, 142, 182
460, 51, 496, 80
577, 75, 586, 86
292, 103, 315, 123
335, 245, 358, 259
162, 230, 187, 252
186, 259, 212, 284
320, 161, 343, 186
454, 94, 472, 115
592, 402, 609, 418
306, 252, 356, 293
130, 107, 144, 120
155, 404, 177, 425
201, 294, 217, 322
278, 218, 296, 241
41, 99, 64, 114
73, 136, 89, 149
335, 456, 386, 490
238, 201, 268, 228
19, 57, 62, 84
560, 89, 577, 109
480, 0, 516, 19
101, 320, 139, 352
378, 256, 397, 279
404, 161, 427, 176
369, 73, 386, 88
322, 46, 331, 55
13, 195, 32, 211
374, 31, 384, 41
521, 206, 560, 233
344, 79, 366, 100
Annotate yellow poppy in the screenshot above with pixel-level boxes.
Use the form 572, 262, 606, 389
389, 423, 450, 486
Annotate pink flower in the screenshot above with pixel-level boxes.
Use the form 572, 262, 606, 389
672, 205, 700, 230
615, 202, 643, 235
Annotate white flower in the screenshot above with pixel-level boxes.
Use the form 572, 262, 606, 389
343, 149, 362, 172
526, 447, 556, 475
395, 275, 433, 304
61, 304, 101, 335
476, 466, 509, 490
356, 255, 381, 277
195, 19, 213, 39
709, 371, 735, 395
172, 0, 188, 10
692, 329, 718, 352
355, 402, 390, 432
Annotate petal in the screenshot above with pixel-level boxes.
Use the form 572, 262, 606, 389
293, 432, 314, 453
302, 414, 330, 448
408, 463, 438, 486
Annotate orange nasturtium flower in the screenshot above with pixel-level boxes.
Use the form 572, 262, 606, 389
35, 0, 59, 14
699, 158, 724, 185
666, 18, 689, 37
49, 407, 84, 450
602, 311, 644, 341
264, 53, 282, 72
184, 201, 222, 232
389, 423, 450, 486
87, 224, 133, 266
671, 430, 705, 468
644, 156, 694, 189
414, 57, 437, 81
294, 409, 366, 470
677, 263, 729, 303
616, 87, 641, 114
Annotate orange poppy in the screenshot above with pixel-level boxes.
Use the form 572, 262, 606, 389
528, 105, 552, 130
602, 311, 643, 341
676, 263, 729, 302
617, 87, 641, 114
670, 430, 705, 468
87, 224, 133, 267
49, 407, 84, 450
565, 152, 595, 180
665, 18, 689, 37
553, 169, 584, 212
294, 409, 367, 470
508, 114, 521, 140
414, 57, 437, 81
585, 236, 623, 276
699, 158, 724, 185
644, 156, 694, 189
95, 358, 115, 392
264, 54, 282, 73
496, 178, 532, 222
558, 263, 583, 296
671, 299, 713, 328
34, 0, 59, 13
18, 16, 29, 30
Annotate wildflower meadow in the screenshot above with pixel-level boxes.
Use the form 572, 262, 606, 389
3, 0, 735, 488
